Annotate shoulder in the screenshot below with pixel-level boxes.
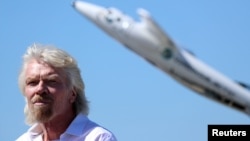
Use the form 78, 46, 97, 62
85, 126, 117, 141
15, 124, 42, 141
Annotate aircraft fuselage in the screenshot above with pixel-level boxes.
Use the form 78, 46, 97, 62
73, 0, 250, 116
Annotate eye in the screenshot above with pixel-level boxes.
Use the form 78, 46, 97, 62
47, 79, 59, 86
26, 80, 38, 86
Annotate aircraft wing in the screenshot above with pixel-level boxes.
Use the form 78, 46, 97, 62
137, 8, 177, 51
237, 81, 250, 91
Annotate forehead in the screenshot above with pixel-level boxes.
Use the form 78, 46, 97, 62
24, 59, 64, 79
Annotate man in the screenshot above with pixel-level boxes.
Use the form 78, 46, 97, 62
16, 44, 117, 141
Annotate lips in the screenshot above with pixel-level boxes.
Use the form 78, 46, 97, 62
33, 100, 51, 106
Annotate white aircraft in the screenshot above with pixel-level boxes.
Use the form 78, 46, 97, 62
72, 0, 250, 116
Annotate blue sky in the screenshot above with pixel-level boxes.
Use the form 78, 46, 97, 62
1, 0, 250, 140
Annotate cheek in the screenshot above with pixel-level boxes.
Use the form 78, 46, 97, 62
50, 87, 68, 99
49, 87, 64, 96
24, 87, 35, 99
56, 90, 72, 103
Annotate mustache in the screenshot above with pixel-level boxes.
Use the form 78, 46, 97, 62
31, 94, 53, 103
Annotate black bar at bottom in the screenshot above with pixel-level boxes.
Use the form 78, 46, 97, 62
208, 125, 250, 141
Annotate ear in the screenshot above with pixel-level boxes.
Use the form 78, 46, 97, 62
69, 88, 77, 103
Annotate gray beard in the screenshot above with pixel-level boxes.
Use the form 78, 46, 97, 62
25, 103, 53, 125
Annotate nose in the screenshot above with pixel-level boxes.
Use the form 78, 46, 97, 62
35, 81, 48, 95
72, 0, 105, 22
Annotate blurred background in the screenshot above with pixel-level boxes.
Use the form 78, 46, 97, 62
0, 0, 249, 140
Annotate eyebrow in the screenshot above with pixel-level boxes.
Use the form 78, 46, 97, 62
25, 73, 61, 82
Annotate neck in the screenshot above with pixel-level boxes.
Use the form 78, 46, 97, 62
41, 111, 77, 141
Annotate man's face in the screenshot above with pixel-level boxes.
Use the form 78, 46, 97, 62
23, 59, 74, 123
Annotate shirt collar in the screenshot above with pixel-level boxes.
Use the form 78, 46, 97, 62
28, 113, 89, 137
28, 123, 43, 137
64, 113, 89, 136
